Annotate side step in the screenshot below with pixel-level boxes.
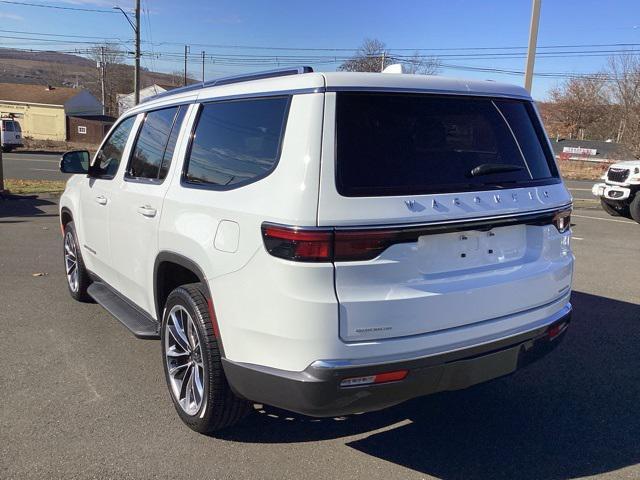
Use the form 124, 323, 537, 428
87, 282, 160, 339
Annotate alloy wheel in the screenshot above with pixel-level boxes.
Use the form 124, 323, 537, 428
64, 231, 79, 293
165, 305, 205, 416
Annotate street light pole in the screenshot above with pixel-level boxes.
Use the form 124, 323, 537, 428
524, 0, 541, 93
114, 2, 141, 105
134, 0, 140, 105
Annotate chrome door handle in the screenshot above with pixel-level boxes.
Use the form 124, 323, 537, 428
95, 195, 108, 205
137, 205, 157, 217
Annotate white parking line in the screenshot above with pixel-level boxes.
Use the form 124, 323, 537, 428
30, 168, 59, 172
572, 237, 584, 240
573, 214, 635, 224
569, 188, 593, 192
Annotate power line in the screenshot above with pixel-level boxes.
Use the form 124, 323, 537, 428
0, 0, 119, 13
0, 29, 123, 41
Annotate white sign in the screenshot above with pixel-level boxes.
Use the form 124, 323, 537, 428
77, 126, 87, 134
562, 146, 597, 156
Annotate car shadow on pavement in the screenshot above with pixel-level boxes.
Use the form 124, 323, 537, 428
0, 195, 57, 219
220, 290, 640, 480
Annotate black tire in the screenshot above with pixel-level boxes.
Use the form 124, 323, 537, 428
63, 221, 92, 302
161, 283, 250, 433
629, 193, 640, 224
600, 198, 630, 218
2, 145, 12, 153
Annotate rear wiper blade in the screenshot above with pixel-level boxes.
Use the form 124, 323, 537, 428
468, 163, 525, 177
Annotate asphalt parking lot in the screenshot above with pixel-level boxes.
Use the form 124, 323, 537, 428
0, 195, 638, 480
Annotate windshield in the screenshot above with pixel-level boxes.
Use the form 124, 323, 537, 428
335, 92, 559, 197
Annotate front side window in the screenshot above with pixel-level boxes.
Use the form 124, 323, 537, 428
127, 106, 186, 180
184, 96, 290, 188
92, 116, 136, 178
335, 93, 559, 197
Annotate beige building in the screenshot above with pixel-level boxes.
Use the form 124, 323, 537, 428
0, 83, 103, 141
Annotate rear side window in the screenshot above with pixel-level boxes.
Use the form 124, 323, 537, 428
127, 106, 186, 180
335, 93, 559, 197
5, 121, 14, 132
184, 96, 290, 188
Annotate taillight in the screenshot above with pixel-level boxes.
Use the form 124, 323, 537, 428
334, 229, 404, 261
261, 224, 333, 262
261, 224, 406, 262
552, 208, 571, 233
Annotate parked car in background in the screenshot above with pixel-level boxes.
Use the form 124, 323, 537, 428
592, 160, 640, 223
58, 67, 574, 433
1, 117, 23, 152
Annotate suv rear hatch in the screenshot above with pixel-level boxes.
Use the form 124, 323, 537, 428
317, 91, 572, 342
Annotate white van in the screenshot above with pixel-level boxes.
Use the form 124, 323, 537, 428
59, 67, 574, 433
1, 118, 23, 152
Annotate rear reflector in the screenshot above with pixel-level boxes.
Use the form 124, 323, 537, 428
547, 321, 568, 340
340, 370, 408, 388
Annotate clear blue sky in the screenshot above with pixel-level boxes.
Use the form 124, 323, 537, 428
0, 0, 639, 99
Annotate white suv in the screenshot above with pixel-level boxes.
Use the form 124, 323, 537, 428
59, 67, 574, 433
592, 160, 640, 223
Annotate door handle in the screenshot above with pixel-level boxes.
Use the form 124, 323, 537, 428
95, 195, 108, 205
137, 205, 157, 218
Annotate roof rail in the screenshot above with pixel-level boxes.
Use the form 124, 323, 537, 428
142, 66, 314, 104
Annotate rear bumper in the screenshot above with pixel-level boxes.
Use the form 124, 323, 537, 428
223, 303, 572, 417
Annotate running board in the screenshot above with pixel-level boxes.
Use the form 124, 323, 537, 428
87, 282, 160, 339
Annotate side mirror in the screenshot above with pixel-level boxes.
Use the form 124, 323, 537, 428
60, 150, 90, 174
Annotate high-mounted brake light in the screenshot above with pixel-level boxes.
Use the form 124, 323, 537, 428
552, 209, 571, 234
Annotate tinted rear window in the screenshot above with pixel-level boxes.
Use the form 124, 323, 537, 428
335, 93, 559, 197
184, 96, 290, 189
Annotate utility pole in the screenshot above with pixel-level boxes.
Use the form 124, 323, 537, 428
184, 45, 190, 86
99, 46, 106, 115
201, 51, 205, 82
524, 0, 541, 92
114, 3, 141, 105
381, 51, 386, 72
134, 0, 141, 105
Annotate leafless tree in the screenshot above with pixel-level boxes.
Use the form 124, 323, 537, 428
402, 51, 440, 75
546, 74, 611, 140
86, 43, 132, 116
339, 38, 387, 72
608, 54, 640, 153
339, 39, 439, 74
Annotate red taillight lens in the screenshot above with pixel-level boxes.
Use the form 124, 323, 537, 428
552, 208, 571, 234
261, 224, 406, 262
334, 229, 404, 261
261, 225, 333, 262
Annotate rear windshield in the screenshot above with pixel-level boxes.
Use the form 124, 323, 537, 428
335, 93, 559, 197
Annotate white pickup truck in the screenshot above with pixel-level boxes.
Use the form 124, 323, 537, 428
592, 160, 640, 223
